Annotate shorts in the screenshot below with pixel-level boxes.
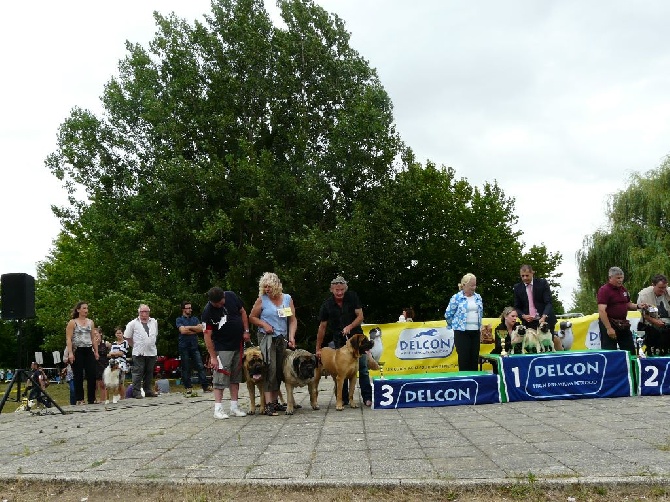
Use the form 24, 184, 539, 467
212, 350, 243, 389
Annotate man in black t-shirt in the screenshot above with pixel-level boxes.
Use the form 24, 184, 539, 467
202, 286, 251, 419
315, 276, 372, 407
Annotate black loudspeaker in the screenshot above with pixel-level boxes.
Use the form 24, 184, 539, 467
1, 273, 36, 320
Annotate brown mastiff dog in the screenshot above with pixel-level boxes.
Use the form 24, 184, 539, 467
243, 346, 285, 414
315, 333, 374, 411
282, 348, 319, 415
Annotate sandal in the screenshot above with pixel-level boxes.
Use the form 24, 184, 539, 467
264, 403, 278, 416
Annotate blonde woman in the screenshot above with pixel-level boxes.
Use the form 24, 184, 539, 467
249, 273, 297, 416
491, 307, 518, 355
444, 273, 483, 371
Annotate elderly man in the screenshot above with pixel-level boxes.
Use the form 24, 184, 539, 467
637, 274, 670, 356
597, 267, 647, 354
124, 304, 158, 398
315, 276, 372, 407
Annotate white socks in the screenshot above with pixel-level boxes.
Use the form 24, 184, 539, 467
214, 403, 223, 413
230, 400, 239, 410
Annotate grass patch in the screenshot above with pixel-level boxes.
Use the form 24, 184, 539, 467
7, 482, 670, 502
10, 446, 31, 457
0, 379, 190, 413
655, 437, 670, 451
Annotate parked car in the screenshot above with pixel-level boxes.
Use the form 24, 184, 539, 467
154, 356, 181, 378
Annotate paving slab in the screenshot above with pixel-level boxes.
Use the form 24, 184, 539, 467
0, 383, 669, 488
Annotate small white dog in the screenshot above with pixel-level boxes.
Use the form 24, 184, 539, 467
368, 327, 383, 362
103, 359, 121, 404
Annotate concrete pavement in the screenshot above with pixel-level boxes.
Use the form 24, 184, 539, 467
0, 381, 669, 487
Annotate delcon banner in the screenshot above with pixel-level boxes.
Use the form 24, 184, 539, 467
499, 350, 633, 402
363, 312, 642, 377
637, 357, 670, 396
372, 373, 501, 409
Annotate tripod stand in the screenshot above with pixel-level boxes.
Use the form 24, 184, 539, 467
0, 319, 65, 414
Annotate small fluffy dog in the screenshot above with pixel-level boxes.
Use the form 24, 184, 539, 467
368, 327, 383, 362
103, 359, 121, 404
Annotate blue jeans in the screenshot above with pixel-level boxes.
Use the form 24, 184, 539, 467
68, 379, 75, 405
358, 354, 372, 402
179, 343, 207, 390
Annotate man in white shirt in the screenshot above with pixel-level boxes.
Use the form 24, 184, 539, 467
124, 304, 158, 398
637, 274, 670, 356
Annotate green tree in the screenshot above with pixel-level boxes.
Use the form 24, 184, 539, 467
576, 155, 670, 311
301, 158, 563, 327
36, 0, 564, 357
39, 0, 401, 350
570, 278, 597, 315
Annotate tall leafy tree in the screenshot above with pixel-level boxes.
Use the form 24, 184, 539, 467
39, 0, 401, 350
35, 0, 563, 357
576, 155, 670, 312
293, 157, 563, 331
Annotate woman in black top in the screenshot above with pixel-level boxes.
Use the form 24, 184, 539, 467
491, 306, 519, 355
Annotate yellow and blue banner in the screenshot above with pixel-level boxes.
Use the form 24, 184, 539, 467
362, 312, 643, 377
497, 350, 633, 401
372, 372, 501, 409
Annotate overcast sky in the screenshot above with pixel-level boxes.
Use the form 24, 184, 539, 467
2, 1, 669, 310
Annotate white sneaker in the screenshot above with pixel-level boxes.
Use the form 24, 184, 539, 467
229, 408, 247, 417
214, 408, 229, 420
112, 395, 120, 404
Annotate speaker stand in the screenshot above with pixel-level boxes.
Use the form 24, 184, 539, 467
0, 368, 65, 414
0, 318, 65, 414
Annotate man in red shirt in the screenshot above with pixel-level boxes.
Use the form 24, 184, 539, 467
597, 266, 647, 354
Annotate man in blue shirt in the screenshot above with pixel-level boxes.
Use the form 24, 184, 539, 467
176, 301, 210, 394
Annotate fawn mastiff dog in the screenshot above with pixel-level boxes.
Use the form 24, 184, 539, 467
315, 333, 374, 410
282, 348, 319, 414
243, 346, 285, 414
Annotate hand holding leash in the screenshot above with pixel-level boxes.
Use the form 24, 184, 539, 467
208, 353, 219, 370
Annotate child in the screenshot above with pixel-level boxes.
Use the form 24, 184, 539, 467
154, 371, 170, 395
